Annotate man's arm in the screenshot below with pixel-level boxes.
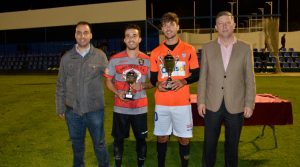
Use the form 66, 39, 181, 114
198, 48, 208, 117
170, 68, 200, 92
56, 58, 66, 118
184, 68, 200, 84
150, 71, 169, 92
105, 77, 126, 101
150, 71, 158, 86
140, 82, 154, 90
171, 47, 200, 91
244, 46, 256, 109
130, 81, 154, 91
244, 45, 256, 118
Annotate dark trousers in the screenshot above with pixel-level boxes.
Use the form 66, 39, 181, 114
202, 100, 244, 167
112, 112, 148, 167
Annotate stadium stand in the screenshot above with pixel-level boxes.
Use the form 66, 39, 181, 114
1, 43, 300, 73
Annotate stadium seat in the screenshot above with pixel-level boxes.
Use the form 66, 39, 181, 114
284, 52, 291, 57
282, 62, 290, 68
290, 62, 298, 68
291, 52, 298, 57
255, 57, 261, 63
253, 51, 259, 58
286, 57, 293, 63
268, 52, 275, 57
279, 57, 285, 62
270, 57, 277, 63
254, 62, 261, 69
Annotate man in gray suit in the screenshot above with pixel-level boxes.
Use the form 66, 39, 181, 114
197, 11, 256, 167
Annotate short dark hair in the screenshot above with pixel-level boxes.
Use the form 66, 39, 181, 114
76, 21, 92, 33
124, 24, 141, 37
215, 11, 234, 23
161, 12, 179, 25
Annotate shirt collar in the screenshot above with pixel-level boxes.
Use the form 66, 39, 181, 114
217, 36, 237, 47
75, 44, 91, 57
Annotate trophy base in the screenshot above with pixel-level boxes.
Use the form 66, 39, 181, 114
124, 93, 134, 100
165, 87, 172, 91
165, 82, 173, 91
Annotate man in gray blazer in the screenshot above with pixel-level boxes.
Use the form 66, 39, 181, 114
197, 11, 256, 167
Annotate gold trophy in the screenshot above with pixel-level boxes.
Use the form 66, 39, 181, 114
163, 54, 175, 90
124, 69, 138, 99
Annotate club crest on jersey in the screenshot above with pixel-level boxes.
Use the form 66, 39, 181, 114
138, 58, 144, 65
182, 52, 186, 58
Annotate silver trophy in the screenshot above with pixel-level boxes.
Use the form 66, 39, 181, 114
124, 70, 138, 99
163, 54, 175, 90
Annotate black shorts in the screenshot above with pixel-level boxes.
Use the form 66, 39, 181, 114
112, 112, 148, 140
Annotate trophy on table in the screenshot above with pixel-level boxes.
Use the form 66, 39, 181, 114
124, 69, 138, 99
163, 53, 175, 90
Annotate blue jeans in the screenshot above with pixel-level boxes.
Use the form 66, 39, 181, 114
65, 109, 109, 167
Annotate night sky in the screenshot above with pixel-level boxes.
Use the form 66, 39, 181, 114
1, 0, 299, 31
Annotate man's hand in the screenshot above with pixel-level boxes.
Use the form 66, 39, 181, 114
116, 91, 128, 101
198, 104, 206, 118
157, 81, 168, 92
59, 114, 65, 119
171, 79, 186, 91
131, 82, 144, 91
244, 107, 253, 118
157, 79, 186, 92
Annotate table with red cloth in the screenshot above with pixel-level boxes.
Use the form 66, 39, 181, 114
191, 94, 293, 148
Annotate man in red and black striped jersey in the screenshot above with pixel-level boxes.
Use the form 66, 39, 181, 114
104, 24, 153, 167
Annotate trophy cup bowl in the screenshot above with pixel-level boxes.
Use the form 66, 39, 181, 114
163, 54, 175, 90
125, 70, 137, 99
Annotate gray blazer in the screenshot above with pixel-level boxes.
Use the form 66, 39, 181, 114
197, 39, 256, 114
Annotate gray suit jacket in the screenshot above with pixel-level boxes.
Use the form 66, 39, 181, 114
197, 39, 256, 114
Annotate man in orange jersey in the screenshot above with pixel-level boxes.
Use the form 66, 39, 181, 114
104, 24, 153, 167
150, 12, 200, 167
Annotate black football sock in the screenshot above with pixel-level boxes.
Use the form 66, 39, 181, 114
157, 141, 168, 167
179, 143, 190, 167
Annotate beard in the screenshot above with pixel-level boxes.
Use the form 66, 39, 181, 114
76, 40, 90, 49
78, 43, 89, 48
127, 44, 138, 50
164, 33, 177, 40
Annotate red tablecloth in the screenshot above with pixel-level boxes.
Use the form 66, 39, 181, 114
191, 94, 293, 126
